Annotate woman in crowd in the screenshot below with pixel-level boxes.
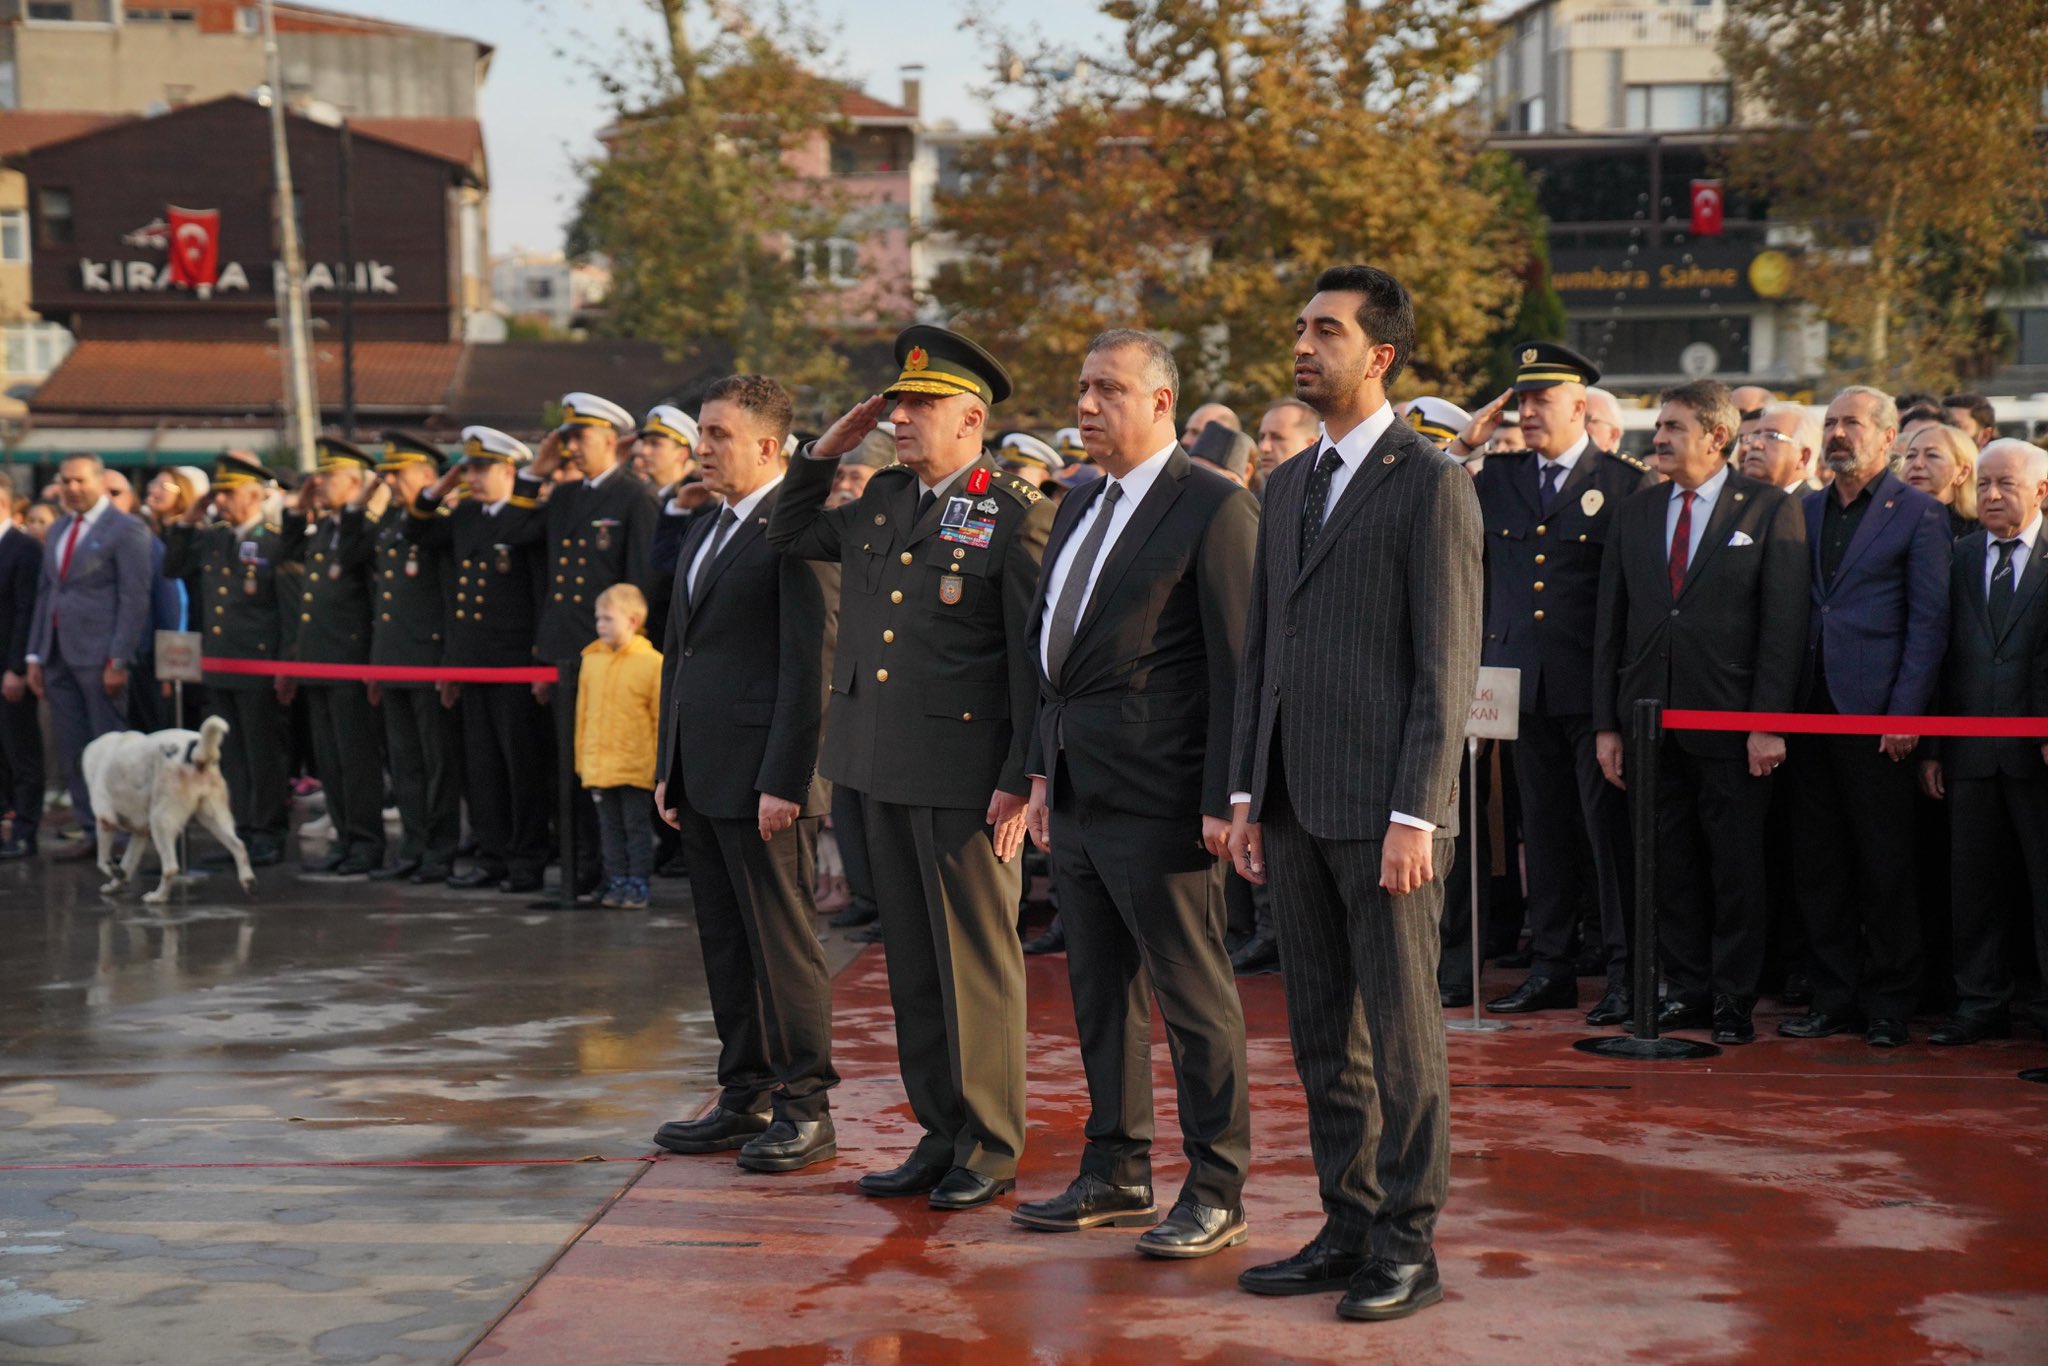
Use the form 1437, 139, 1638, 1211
1900, 421, 1979, 539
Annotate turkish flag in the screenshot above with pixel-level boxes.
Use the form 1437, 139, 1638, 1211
165, 206, 221, 290
1689, 180, 1724, 237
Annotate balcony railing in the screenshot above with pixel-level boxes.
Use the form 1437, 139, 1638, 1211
1556, 3, 1726, 51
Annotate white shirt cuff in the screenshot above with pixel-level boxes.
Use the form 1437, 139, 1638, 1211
1229, 792, 1251, 807
1390, 811, 1435, 833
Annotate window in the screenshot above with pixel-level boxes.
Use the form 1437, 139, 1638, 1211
3, 322, 76, 379
0, 61, 16, 110
37, 188, 73, 247
0, 210, 26, 263
1517, 95, 1546, 133
2012, 309, 2048, 367
235, 6, 260, 32
1566, 315, 1752, 376
126, 7, 198, 21
798, 237, 860, 287
27, 3, 77, 20
1624, 83, 1730, 132
526, 276, 555, 301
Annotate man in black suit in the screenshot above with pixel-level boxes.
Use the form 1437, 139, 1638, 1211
1010, 329, 1258, 1258
1592, 380, 1810, 1045
514, 391, 659, 905
1921, 439, 2048, 1045
1227, 265, 1483, 1322
651, 375, 841, 1172
1458, 344, 1656, 1025
0, 472, 42, 859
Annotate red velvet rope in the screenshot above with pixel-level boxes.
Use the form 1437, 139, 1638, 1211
1661, 709, 2048, 738
199, 657, 559, 685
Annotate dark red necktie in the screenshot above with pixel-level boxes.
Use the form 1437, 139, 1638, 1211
1668, 490, 1694, 599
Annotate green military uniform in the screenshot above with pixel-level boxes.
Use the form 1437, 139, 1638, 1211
365, 431, 461, 880
769, 327, 1054, 1187
282, 437, 386, 875
160, 453, 301, 861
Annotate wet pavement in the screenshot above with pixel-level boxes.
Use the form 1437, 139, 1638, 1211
0, 825, 864, 1364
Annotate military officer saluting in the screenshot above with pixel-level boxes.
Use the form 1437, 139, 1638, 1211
162, 451, 301, 866
354, 430, 461, 883
409, 426, 551, 893
770, 326, 1055, 1212
1461, 342, 1655, 1025
511, 391, 659, 905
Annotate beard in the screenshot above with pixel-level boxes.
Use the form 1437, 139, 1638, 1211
1294, 358, 1367, 416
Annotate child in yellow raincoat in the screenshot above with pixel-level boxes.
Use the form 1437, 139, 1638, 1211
575, 583, 664, 908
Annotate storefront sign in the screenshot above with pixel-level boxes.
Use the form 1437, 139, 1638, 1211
1550, 244, 1795, 306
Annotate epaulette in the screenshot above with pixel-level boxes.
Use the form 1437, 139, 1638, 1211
1608, 449, 1651, 474
997, 472, 1044, 506
262, 520, 282, 535
507, 495, 538, 510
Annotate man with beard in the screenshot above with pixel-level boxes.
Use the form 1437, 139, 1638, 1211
1228, 265, 1482, 1321
1780, 386, 1950, 1048
1459, 344, 1656, 1026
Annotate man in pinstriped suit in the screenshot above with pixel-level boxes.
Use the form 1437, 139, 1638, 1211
1226, 265, 1484, 1323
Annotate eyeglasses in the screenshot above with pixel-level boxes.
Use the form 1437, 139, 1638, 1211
1740, 429, 1798, 447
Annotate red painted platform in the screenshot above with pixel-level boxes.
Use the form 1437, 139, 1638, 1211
469, 950, 2048, 1365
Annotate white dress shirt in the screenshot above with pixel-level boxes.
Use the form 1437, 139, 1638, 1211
1231, 406, 1431, 832
687, 475, 782, 598
1664, 463, 1729, 570
584, 462, 620, 491
1535, 435, 1588, 501
1985, 512, 2041, 596
1036, 442, 1174, 672
482, 496, 509, 517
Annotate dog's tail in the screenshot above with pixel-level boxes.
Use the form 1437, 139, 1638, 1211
193, 714, 230, 768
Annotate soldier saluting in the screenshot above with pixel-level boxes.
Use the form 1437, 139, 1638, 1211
769, 326, 1055, 1212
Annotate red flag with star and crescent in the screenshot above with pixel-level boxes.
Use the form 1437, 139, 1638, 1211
166, 206, 221, 291
1689, 180, 1724, 237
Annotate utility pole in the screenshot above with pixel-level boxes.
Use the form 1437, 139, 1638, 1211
338, 117, 356, 440
262, 0, 319, 473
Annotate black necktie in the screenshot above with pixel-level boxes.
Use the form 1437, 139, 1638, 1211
1539, 460, 1563, 513
1299, 446, 1343, 568
690, 506, 738, 609
1989, 538, 2020, 631
916, 489, 936, 524
1045, 482, 1124, 685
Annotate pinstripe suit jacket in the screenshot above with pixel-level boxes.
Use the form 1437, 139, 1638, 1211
1229, 418, 1484, 839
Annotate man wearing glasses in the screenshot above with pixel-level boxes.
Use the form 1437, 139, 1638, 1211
1739, 403, 1823, 496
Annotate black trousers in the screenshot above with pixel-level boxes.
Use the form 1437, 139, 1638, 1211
1949, 773, 2048, 1030
679, 806, 836, 1121
1636, 738, 1772, 1006
548, 664, 603, 890
1261, 752, 1450, 1263
0, 690, 41, 842
1514, 710, 1632, 985
1788, 733, 1921, 1019
831, 782, 878, 918
863, 795, 1025, 1179
381, 685, 460, 868
1049, 788, 1249, 1210
208, 685, 287, 847
305, 682, 385, 863
462, 682, 550, 879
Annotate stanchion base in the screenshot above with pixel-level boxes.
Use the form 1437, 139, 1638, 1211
1573, 1034, 1721, 1061
1447, 1018, 1510, 1034
2020, 1067, 2048, 1086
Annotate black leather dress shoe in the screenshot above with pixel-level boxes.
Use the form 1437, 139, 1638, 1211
1438, 985, 1473, 1010
857, 1156, 949, 1198
1231, 934, 1280, 976
1012, 1172, 1156, 1231
1238, 1237, 1370, 1296
410, 862, 454, 885
1585, 987, 1632, 1026
1779, 971, 1814, 1007
445, 867, 502, 890
1337, 1255, 1443, 1322
331, 854, 379, 877
652, 1106, 771, 1154
303, 850, 344, 874
1486, 974, 1576, 1014
1778, 1009, 1863, 1039
500, 873, 545, 895
1712, 995, 1756, 1044
829, 901, 878, 928
1866, 1017, 1908, 1048
1929, 1015, 2011, 1046
1653, 998, 1711, 1032
1022, 917, 1065, 956
736, 1116, 836, 1172
928, 1166, 1014, 1210
248, 841, 286, 867
369, 859, 421, 882
1135, 1201, 1247, 1259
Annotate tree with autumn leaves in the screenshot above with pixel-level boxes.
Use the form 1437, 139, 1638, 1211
1718, 0, 2048, 391
932, 0, 1542, 421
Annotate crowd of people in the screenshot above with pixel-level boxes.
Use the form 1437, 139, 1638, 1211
3, 262, 2046, 1324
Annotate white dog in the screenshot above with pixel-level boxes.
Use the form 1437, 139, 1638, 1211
82, 716, 254, 905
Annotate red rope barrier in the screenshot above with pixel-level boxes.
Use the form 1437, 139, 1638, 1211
0, 1156, 660, 1171
1662, 709, 2048, 738
201, 657, 558, 685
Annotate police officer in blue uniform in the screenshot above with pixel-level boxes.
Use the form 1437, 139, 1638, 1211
1458, 343, 1655, 1025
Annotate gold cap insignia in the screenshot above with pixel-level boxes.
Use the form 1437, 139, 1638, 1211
1521, 348, 1538, 364
905, 346, 929, 372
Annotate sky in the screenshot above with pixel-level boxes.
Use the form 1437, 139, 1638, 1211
332, 0, 1113, 256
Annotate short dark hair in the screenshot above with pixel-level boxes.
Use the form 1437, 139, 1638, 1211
701, 374, 793, 443
1312, 264, 1415, 387
1891, 390, 1939, 414
1943, 391, 1996, 432
1657, 379, 1739, 453
1900, 403, 1945, 428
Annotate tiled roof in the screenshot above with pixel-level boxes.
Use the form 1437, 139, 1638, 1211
837, 89, 916, 122
31, 340, 462, 416
0, 111, 133, 158
352, 117, 485, 170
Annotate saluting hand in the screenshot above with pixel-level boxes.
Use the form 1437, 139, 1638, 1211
1452, 390, 1514, 457
813, 395, 891, 462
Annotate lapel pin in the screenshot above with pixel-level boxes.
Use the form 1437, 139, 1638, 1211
1382, 454, 1396, 465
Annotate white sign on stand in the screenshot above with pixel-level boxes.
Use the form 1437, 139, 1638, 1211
1451, 666, 1520, 1035
155, 630, 204, 685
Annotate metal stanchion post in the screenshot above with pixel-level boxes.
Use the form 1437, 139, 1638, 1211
1448, 737, 1506, 1035
1576, 697, 1718, 1061
555, 659, 578, 907
2022, 1068, 2048, 1085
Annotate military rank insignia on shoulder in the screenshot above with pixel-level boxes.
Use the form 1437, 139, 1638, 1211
1611, 449, 1651, 474
996, 472, 1043, 505
507, 495, 539, 510
263, 520, 282, 536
